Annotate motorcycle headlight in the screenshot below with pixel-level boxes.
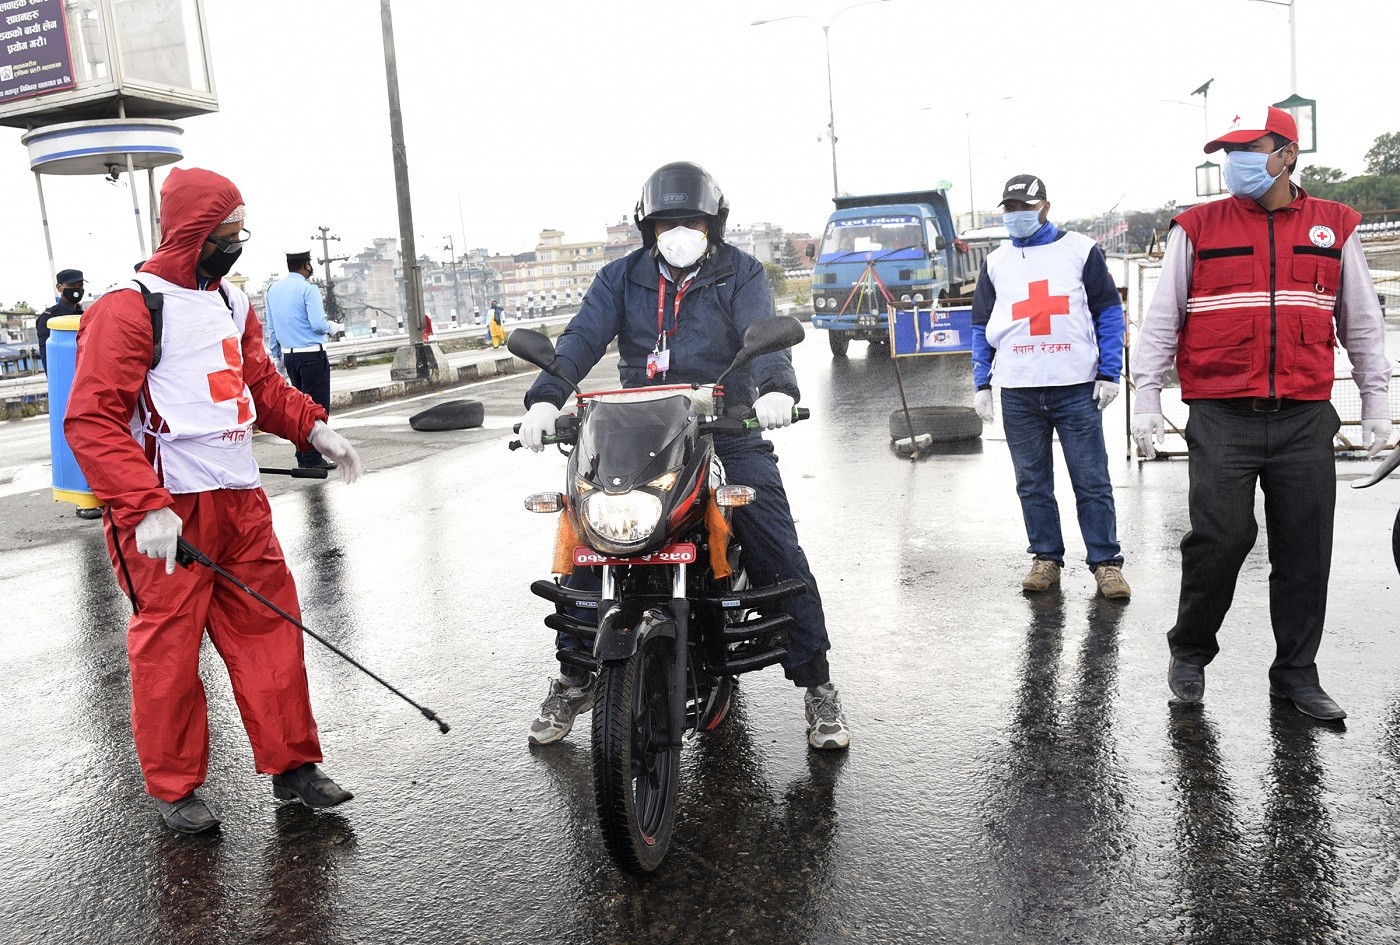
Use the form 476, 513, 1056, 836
582, 491, 663, 548
647, 469, 681, 492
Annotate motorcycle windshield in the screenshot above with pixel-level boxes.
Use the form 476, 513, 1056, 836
577, 392, 693, 492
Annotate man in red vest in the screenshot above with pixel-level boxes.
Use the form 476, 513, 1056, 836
1131, 107, 1391, 720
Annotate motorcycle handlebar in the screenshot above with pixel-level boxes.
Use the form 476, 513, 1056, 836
510, 408, 809, 449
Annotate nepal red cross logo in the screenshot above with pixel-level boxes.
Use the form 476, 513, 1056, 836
1011, 280, 1070, 336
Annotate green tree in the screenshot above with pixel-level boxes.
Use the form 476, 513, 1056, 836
1364, 131, 1400, 177
14, 301, 34, 313
779, 240, 801, 271
1300, 165, 1346, 187
763, 261, 788, 296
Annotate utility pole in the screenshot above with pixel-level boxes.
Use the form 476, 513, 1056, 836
311, 225, 351, 319
443, 235, 464, 323
379, 0, 430, 377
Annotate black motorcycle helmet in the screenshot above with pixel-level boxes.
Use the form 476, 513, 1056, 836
634, 161, 730, 250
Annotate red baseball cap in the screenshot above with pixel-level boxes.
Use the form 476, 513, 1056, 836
1204, 106, 1298, 153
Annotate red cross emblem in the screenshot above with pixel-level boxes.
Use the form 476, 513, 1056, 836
207, 336, 253, 423
1011, 280, 1070, 337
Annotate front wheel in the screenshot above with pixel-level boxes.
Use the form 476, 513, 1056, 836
827, 331, 851, 357
592, 634, 680, 874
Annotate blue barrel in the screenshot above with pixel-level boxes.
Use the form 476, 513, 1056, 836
44, 315, 100, 511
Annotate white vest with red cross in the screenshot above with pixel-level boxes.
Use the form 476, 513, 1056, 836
128, 274, 260, 493
983, 232, 1101, 388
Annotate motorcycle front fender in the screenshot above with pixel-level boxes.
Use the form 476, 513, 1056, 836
594, 598, 677, 662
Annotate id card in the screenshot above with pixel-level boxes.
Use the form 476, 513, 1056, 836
646, 348, 671, 378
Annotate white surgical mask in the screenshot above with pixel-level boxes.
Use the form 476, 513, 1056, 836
656, 226, 708, 269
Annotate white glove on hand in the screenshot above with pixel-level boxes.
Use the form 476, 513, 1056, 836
1093, 380, 1120, 411
135, 507, 183, 575
1362, 418, 1393, 459
326, 321, 344, 336
974, 389, 995, 423
1131, 413, 1166, 459
309, 420, 362, 483
519, 402, 561, 452
753, 392, 796, 430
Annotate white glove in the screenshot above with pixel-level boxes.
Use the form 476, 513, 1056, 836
135, 507, 183, 575
753, 392, 796, 430
1093, 380, 1120, 411
1131, 413, 1166, 459
309, 420, 362, 483
326, 321, 344, 336
974, 389, 994, 423
519, 402, 561, 452
1362, 418, 1393, 459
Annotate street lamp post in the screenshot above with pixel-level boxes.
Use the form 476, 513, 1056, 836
443, 234, 463, 323
752, 0, 890, 199
1246, 0, 1316, 153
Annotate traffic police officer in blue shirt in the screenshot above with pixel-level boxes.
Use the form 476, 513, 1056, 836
517, 162, 850, 752
265, 249, 344, 469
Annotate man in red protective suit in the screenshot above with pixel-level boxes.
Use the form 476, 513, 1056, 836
65, 167, 364, 835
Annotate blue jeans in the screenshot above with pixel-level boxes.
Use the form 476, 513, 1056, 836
999, 382, 1122, 569
556, 434, 832, 689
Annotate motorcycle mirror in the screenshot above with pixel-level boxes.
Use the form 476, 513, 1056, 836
1350, 447, 1400, 489
715, 316, 806, 388
506, 328, 556, 369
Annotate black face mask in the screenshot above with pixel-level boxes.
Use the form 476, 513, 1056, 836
61, 288, 83, 305
199, 246, 242, 280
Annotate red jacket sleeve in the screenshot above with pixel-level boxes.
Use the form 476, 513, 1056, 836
240, 301, 327, 448
63, 290, 172, 531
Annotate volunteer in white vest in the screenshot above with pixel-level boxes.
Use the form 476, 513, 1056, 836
65, 167, 363, 836
969, 174, 1131, 599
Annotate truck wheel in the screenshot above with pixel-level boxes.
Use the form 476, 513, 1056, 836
827, 332, 850, 357
887, 406, 982, 442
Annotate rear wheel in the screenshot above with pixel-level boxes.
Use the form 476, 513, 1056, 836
592, 634, 680, 874
827, 332, 851, 357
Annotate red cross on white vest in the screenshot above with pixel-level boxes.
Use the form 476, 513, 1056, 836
206, 336, 253, 424
1011, 280, 1070, 336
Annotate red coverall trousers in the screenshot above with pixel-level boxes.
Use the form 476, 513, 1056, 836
105, 488, 322, 802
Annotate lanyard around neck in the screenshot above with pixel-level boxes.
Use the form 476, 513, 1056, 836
656, 272, 692, 346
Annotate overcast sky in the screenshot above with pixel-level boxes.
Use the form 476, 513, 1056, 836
2, 0, 1396, 304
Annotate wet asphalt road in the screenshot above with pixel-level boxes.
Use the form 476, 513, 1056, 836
3, 329, 1400, 944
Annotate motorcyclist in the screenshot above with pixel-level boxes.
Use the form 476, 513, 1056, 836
517, 161, 850, 751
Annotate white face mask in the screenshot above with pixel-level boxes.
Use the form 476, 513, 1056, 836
656, 225, 708, 269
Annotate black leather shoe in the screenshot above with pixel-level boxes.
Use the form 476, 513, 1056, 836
1168, 657, 1205, 703
1270, 684, 1346, 721
153, 792, 220, 834
272, 763, 353, 808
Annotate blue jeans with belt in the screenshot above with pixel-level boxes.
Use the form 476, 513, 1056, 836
556, 434, 832, 688
999, 381, 1122, 569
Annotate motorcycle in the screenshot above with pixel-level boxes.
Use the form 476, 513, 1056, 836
1350, 446, 1400, 574
508, 316, 809, 873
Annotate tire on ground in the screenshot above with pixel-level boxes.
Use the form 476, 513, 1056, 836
409, 399, 485, 431
827, 332, 851, 357
887, 405, 983, 442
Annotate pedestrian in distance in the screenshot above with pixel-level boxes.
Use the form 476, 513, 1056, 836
64, 167, 364, 835
517, 161, 850, 751
488, 300, 506, 348
265, 249, 344, 470
370, 317, 378, 337
1132, 106, 1392, 721
970, 174, 1131, 600
37, 267, 85, 373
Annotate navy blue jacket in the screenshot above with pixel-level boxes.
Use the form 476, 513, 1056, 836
525, 243, 800, 409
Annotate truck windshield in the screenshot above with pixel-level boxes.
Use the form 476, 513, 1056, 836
818, 215, 925, 262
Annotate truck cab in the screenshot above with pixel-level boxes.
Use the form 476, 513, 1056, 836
810, 189, 981, 357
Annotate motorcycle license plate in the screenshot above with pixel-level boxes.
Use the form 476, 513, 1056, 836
572, 543, 697, 567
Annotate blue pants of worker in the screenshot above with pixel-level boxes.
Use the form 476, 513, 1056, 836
1000, 381, 1122, 570
556, 433, 832, 688
284, 349, 331, 467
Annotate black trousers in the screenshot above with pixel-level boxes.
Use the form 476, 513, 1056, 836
284, 350, 331, 466
1167, 399, 1340, 689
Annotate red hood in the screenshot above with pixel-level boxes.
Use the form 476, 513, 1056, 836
140, 167, 244, 290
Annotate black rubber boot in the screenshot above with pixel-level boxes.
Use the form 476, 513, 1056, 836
271, 763, 353, 808
153, 792, 220, 835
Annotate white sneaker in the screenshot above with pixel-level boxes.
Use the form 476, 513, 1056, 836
805, 683, 851, 750
528, 677, 595, 746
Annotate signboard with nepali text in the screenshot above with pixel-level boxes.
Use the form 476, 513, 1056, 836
889, 306, 974, 357
0, 0, 74, 105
